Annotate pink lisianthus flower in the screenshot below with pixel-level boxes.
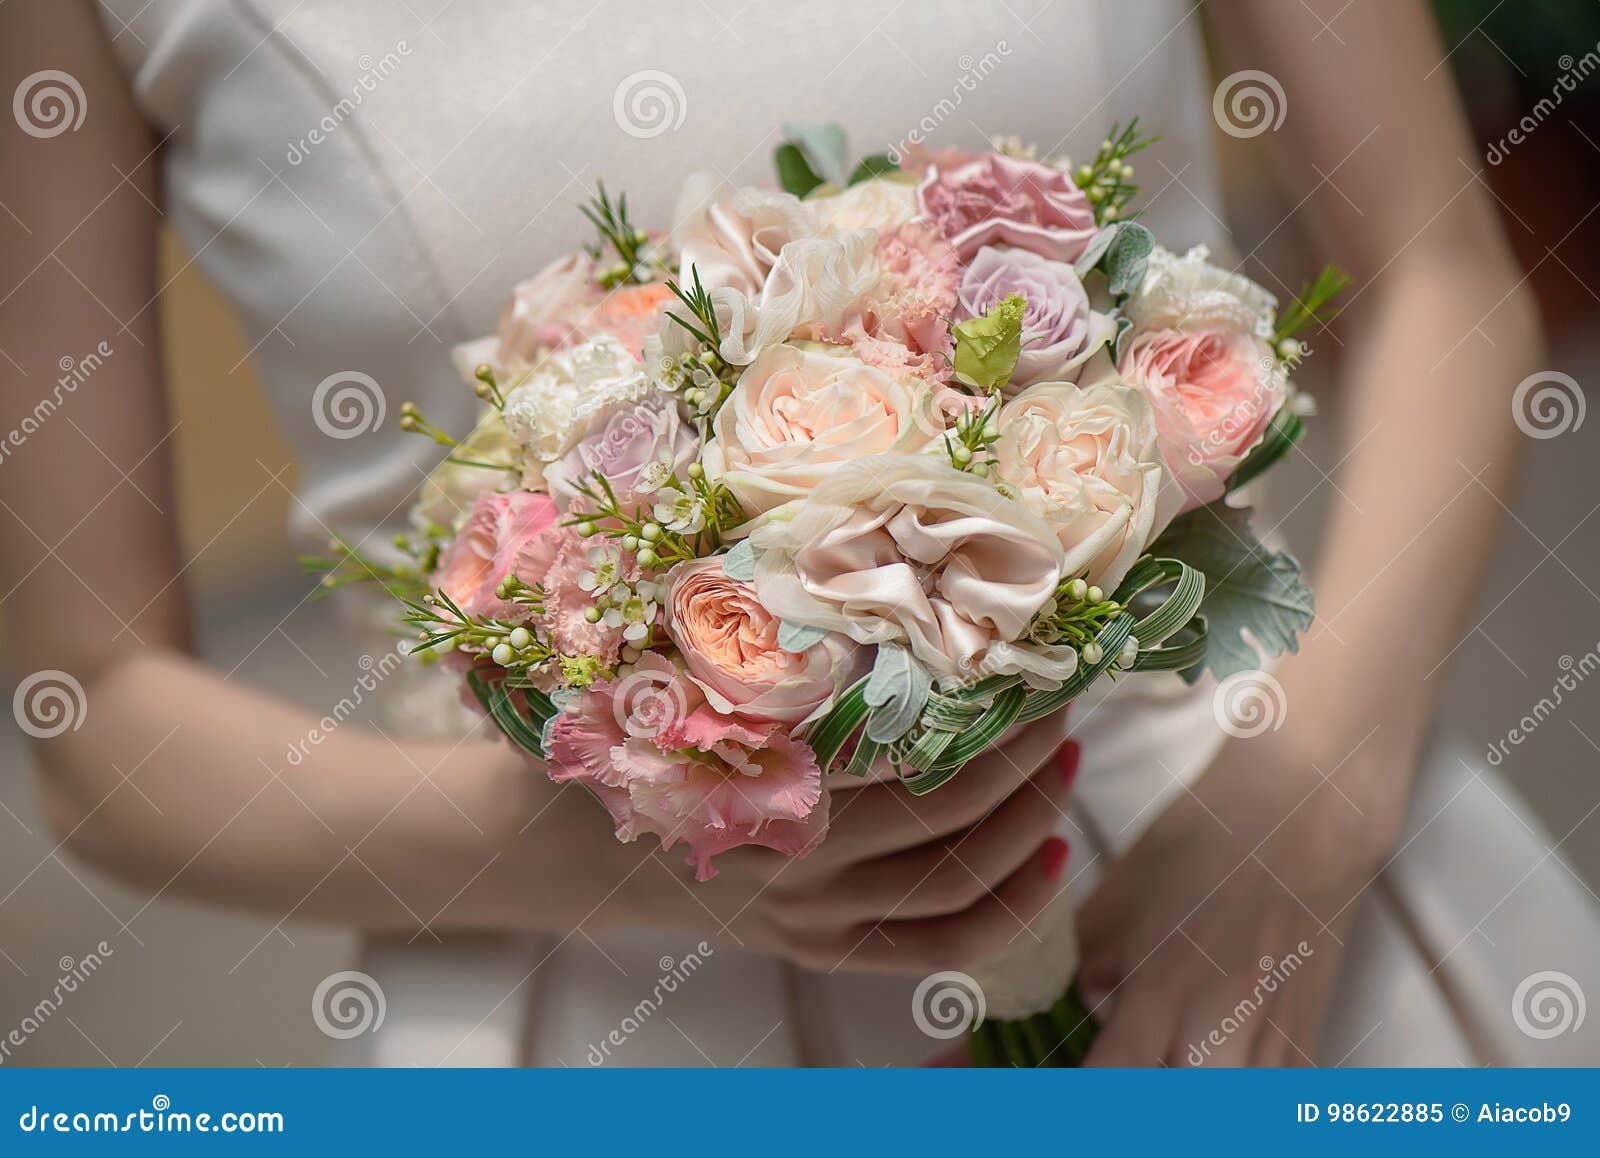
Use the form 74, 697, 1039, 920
431, 491, 561, 622
916, 154, 1097, 262
1118, 329, 1285, 512
546, 652, 827, 880
829, 221, 959, 380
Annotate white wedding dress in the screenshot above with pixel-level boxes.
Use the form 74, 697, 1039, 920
100, 0, 1600, 1066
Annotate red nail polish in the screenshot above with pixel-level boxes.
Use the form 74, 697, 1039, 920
1056, 741, 1081, 789
1040, 836, 1071, 880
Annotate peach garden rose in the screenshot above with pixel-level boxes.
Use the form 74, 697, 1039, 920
702, 342, 943, 523
664, 557, 864, 728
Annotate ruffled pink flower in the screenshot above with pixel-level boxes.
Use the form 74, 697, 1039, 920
916, 154, 1097, 262
540, 528, 641, 667
829, 221, 959, 380
432, 491, 561, 622
546, 652, 827, 880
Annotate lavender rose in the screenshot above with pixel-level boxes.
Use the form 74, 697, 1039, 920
543, 395, 700, 514
955, 246, 1115, 392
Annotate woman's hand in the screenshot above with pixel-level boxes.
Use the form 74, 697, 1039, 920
577, 717, 1079, 977
1076, 723, 1417, 1066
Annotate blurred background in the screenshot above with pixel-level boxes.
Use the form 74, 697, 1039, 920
3, 0, 1599, 1064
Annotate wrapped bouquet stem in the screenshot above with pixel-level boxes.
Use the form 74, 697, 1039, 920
308, 120, 1336, 1067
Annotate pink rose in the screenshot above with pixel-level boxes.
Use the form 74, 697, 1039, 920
494, 254, 602, 366
1119, 329, 1285, 512
546, 652, 828, 880
664, 557, 865, 728
955, 246, 1114, 391
916, 154, 1097, 262
432, 491, 561, 621
543, 395, 700, 515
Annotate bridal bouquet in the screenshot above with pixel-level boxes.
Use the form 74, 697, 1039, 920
310, 121, 1335, 1066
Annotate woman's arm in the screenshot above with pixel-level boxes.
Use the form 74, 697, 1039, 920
1078, 0, 1542, 1065
0, 0, 606, 933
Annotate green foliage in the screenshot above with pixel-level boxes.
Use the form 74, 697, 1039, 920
580, 181, 657, 287
774, 143, 825, 198
1227, 405, 1304, 495
1274, 265, 1352, 345
1071, 118, 1158, 225
1147, 503, 1314, 678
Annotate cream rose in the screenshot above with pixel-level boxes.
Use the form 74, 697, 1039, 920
702, 343, 943, 524
664, 556, 865, 729
749, 455, 1064, 680
992, 381, 1171, 590
809, 178, 918, 235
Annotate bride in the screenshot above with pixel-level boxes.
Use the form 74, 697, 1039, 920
3, 0, 1592, 1065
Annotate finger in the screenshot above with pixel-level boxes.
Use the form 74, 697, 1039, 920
1176, 990, 1259, 1068
1083, 978, 1177, 1067
821, 724, 1076, 861
780, 773, 1074, 924
802, 839, 1067, 975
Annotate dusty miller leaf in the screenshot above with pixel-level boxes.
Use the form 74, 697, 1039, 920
1147, 502, 1314, 679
